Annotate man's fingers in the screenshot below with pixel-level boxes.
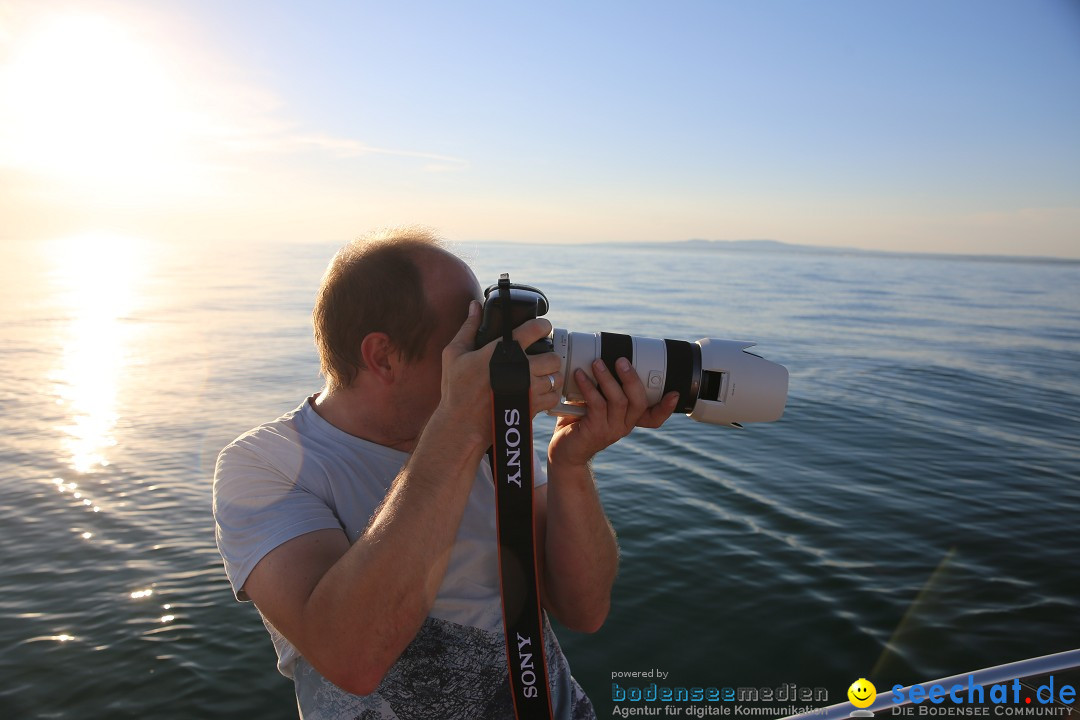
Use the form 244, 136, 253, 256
591, 359, 628, 421
445, 301, 482, 357
637, 392, 680, 428
574, 368, 607, 413
531, 371, 563, 410
511, 318, 553, 349
527, 351, 562, 377
613, 358, 648, 416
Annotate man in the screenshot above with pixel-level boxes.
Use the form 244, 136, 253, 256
213, 228, 680, 719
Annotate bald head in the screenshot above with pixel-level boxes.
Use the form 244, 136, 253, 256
313, 227, 477, 391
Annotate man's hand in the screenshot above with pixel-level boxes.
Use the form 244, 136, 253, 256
547, 358, 679, 469
536, 359, 675, 632
437, 301, 563, 445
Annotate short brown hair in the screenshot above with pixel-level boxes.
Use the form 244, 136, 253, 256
313, 227, 445, 390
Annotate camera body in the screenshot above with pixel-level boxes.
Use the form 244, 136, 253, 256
474, 282, 554, 355
474, 279, 788, 427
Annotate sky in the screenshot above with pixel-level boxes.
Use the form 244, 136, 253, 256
1, 0, 1078, 257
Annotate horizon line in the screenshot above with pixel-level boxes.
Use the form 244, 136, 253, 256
458, 237, 1080, 265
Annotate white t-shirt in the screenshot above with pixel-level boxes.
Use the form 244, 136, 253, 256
213, 396, 595, 719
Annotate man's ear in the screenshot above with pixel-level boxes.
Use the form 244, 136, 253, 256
359, 332, 401, 383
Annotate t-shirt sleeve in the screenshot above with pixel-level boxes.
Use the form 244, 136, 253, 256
213, 438, 343, 601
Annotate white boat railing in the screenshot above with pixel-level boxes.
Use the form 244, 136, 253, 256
782, 648, 1080, 720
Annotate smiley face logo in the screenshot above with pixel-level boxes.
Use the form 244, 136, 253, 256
847, 678, 877, 708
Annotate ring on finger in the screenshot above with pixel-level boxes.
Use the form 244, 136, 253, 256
546, 374, 556, 392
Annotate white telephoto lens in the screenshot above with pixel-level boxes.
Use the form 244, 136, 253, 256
549, 329, 788, 427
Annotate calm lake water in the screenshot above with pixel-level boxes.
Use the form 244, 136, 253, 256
1, 236, 1077, 718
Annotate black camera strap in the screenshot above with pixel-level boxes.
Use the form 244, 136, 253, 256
488, 276, 554, 720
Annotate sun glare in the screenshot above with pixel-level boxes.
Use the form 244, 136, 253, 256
0, 12, 200, 194
48, 232, 148, 474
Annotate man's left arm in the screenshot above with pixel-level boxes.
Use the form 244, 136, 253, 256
537, 357, 679, 632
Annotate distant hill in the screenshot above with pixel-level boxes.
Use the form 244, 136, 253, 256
626, 238, 1078, 265
672, 238, 874, 255
468, 236, 1076, 264
681, 238, 792, 251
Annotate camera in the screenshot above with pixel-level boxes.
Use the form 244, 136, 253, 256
475, 279, 788, 428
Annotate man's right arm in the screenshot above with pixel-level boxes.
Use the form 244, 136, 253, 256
238, 304, 561, 696
241, 404, 489, 696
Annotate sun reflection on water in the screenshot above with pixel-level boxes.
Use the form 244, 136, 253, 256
48, 233, 148, 474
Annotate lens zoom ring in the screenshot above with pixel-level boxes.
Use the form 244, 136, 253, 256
599, 332, 633, 386
663, 339, 698, 413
